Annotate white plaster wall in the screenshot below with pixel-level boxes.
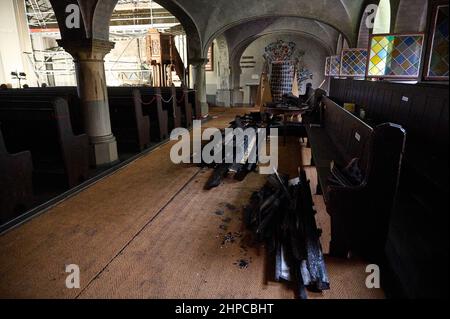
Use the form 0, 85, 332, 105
205, 41, 220, 96
395, 0, 428, 33
0, 0, 36, 87
239, 34, 328, 104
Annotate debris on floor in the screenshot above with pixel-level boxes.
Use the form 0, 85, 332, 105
225, 203, 238, 211
221, 232, 243, 246
200, 113, 283, 190
214, 210, 225, 216
234, 259, 251, 269
244, 169, 330, 299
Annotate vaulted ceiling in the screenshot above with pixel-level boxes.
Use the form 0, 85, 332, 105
156, 0, 366, 56
50, 0, 368, 61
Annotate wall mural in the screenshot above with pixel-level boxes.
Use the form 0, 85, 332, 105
367, 34, 424, 79
264, 40, 312, 100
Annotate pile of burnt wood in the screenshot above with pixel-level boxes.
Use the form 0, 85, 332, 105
201, 113, 282, 190
265, 93, 311, 110
244, 170, 330, 299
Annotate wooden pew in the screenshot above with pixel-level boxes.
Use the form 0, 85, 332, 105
0, 88, 83, 134
188, 87, 201, 119
306, 96, 406, 261
137, 87, 169, 141
0, 87, 152, 153
172, 86, 193, 129
0, 127, 34, 225
160, 87, 182, 130
0, 97, 90, 189
329, 79, 449, 195
107, 87, 151, 152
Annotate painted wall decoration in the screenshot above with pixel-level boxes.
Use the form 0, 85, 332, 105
264, 40, 296, 63
340, 49, 368, 77
264, 40, 312, 101
426, 4, 449, 80
367, 34, 424, 79
270, 63, 295, 101
329, 55, 341, 76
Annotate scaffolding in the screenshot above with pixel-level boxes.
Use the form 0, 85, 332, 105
23, 0, 187, 86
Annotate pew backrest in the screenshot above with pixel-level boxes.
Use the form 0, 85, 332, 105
329, 78, 448, 191
0, 97, 89, 188
322, 97, 373, 175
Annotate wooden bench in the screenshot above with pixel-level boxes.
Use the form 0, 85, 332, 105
0, 97, 90, 189
107, 87, 151, 152
330, 79, 449, 193
159, 87, 182, 131
0, 127, 34, 225
188, 87, 201, 119
172, 86, 193, 129
0, 88, 84, 134
306, 96, 406, 261
0, 87, 152, 153
136, 87, 169, 141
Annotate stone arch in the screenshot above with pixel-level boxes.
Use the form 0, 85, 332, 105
205, 15, 352, 57
357, 4, 375, 48
92, 0, 117, 41
49, 0, 202, 60
337, 34, 343, 54
229, 30, 332, 96
394, 0, 428, 33
153, 0, 202, 60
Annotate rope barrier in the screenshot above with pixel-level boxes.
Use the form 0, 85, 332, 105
139, 96, 157, 105
136, 89, 198, 118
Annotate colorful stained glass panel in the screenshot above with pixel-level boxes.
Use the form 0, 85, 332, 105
340, 49, 368, 77
329, 55, 341, 76
368, 34, 424, 78
427, 5, 449, 79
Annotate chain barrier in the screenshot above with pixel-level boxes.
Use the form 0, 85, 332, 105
135, 89, 197, 119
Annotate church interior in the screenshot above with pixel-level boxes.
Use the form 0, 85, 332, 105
0, 0, 448, 300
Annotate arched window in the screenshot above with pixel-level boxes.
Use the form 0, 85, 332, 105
373, 0, 391, 34
357, 6, 373, 48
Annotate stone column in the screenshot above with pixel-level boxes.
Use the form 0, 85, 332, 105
190, 58, 208, 117
58, 39, 118, 166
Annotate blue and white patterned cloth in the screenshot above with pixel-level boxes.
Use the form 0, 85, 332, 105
270, 62, 295, 101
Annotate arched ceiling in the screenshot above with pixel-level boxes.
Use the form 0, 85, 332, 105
49, 0, 203, 60
224, 17, 340, 63
50, 0, 367, 61
170, 0, 366, 55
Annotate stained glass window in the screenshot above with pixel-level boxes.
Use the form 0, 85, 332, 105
329, 55, 341, 77
340, 49, 368, 77
367, 34, 424, 79
324, 57, 331, 76
426, 4, 449, 80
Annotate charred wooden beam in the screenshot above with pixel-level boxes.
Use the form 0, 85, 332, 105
243, 171, 330, 299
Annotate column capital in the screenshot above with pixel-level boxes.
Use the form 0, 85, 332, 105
57, 39, 115, 61
189, 58, 209, 67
